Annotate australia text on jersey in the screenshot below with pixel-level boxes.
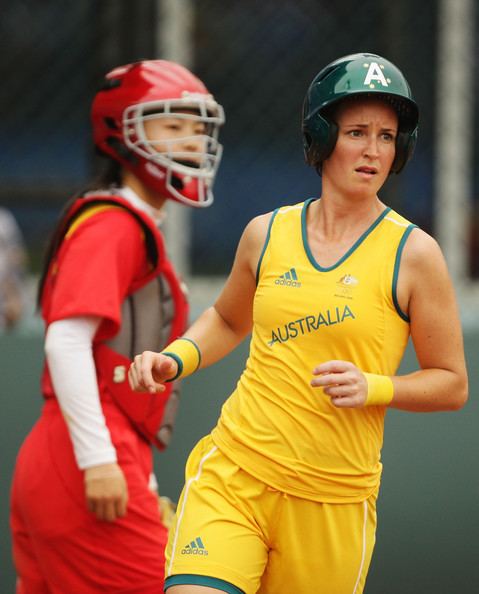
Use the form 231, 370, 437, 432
268, 304, 355, 346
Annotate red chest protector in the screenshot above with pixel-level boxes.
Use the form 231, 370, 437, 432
41, 193, 189, 450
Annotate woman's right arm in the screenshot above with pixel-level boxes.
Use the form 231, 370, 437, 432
129, 212, 272, 393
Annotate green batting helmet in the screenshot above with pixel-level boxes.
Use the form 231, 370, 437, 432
302, 53, 419, 174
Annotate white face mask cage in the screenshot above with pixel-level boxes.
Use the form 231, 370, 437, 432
122, 95, 224, 206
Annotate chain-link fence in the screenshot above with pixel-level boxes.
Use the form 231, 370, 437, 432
191, 0, 442, 275
1, 0, 477, 282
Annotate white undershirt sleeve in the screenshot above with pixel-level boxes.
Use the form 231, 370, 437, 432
45, 316, 117, 469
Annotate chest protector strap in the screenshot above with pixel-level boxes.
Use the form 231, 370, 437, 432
47, 193, 189, 449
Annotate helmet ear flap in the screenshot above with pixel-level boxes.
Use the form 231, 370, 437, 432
390, 127, 418, 174
303, 112, 338, 172
105, 136, 139, 166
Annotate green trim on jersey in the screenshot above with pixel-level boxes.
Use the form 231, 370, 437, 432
165, 574, 244, 594
255, 208, 279, 285
301, 198, 392, 271
392, 223, 417, 322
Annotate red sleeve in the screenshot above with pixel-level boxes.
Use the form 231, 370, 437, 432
46, 209, 150, 338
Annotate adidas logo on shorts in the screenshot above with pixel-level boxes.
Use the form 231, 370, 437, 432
181, 536, 208, 556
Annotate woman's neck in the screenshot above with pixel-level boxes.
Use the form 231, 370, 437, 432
121, 169, 167, 211
312, 192, 385, 239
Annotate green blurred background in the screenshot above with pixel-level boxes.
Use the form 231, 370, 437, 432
1, 331, 478, 592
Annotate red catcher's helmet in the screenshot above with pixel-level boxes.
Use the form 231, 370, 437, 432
91, 60, 225, 207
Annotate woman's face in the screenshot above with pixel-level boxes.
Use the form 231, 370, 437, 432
142, 110, 207, 165
322, 97, 398, 199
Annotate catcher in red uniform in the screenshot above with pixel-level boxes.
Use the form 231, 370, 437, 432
10, 60, 224, 594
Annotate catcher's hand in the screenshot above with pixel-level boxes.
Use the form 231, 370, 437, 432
158, 495, 177, 529
84, 462, 128, 522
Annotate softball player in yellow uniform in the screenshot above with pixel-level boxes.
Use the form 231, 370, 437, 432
129, 53, 468, 594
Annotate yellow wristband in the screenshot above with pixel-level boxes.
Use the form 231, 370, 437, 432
162, 338, 201, 381
364, 373, 394, 406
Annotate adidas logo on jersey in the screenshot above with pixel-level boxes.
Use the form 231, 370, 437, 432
275, 268, 301, 288
181, 536, 208, 556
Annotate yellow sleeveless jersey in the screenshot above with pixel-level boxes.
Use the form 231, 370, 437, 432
211, 198, 415, 503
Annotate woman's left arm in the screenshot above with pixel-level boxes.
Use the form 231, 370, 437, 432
312, 229, 468, 411
387, 228, 468, 411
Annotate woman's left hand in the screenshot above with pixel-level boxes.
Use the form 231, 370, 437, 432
311, 360, 368, 408
84, 462, 129, 522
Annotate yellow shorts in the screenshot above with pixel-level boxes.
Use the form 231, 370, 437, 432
165, 435, 378, 594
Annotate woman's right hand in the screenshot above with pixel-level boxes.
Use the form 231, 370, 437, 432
128, 351, 178, 393
84, 462, 128, 522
